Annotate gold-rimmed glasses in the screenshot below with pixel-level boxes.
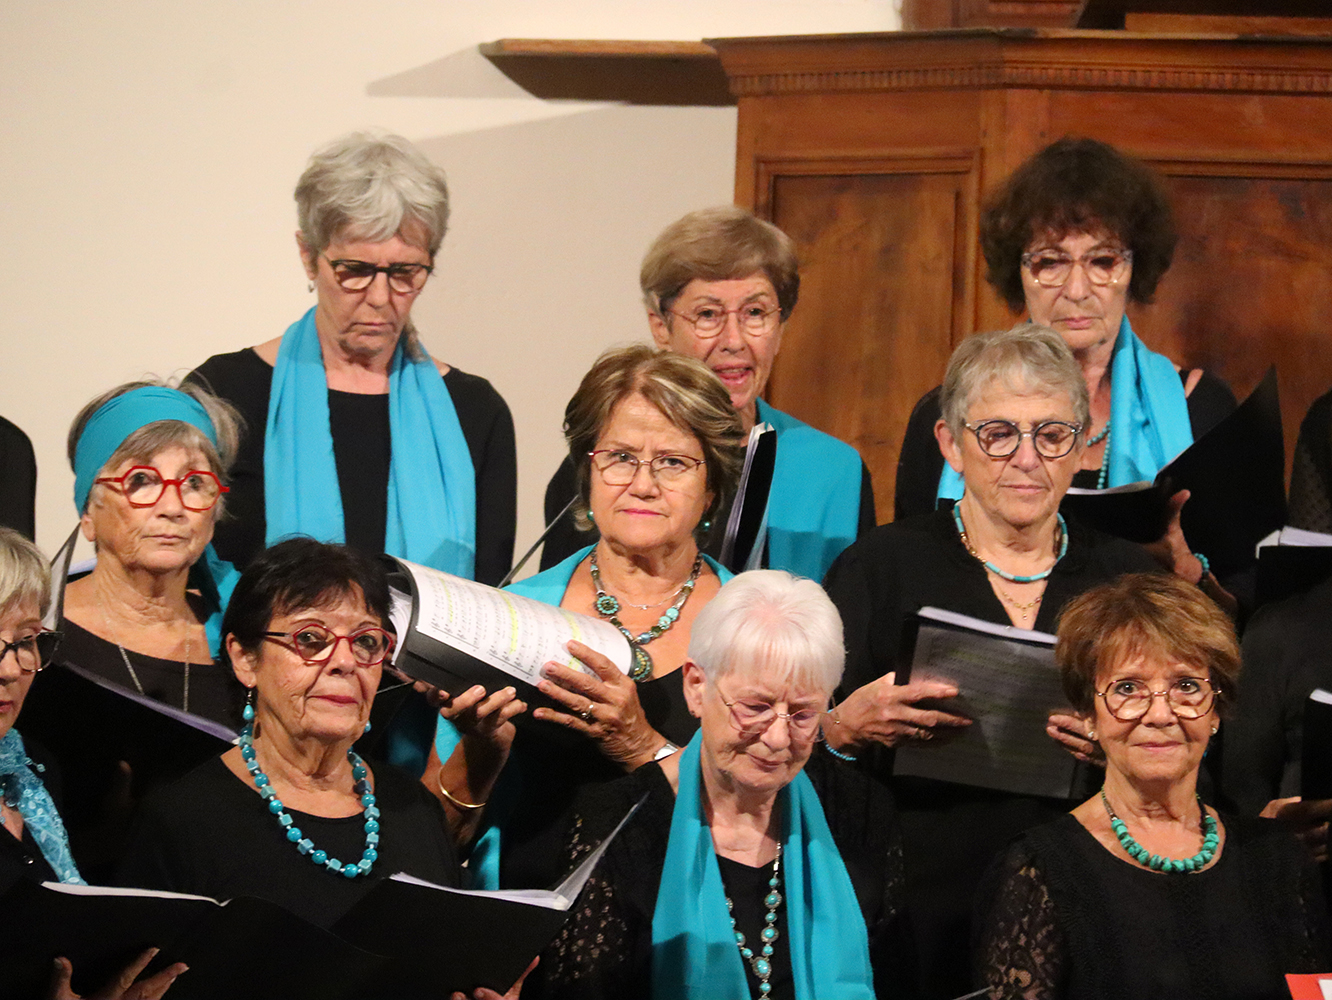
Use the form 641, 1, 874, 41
588, 450, 706, 487
1096, 676, 1216, 721
1020, 248, 1133, 288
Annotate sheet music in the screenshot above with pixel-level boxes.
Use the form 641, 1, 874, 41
894, 608, 1076, 799
393, 559, 632, 683
720, 422, 775, 570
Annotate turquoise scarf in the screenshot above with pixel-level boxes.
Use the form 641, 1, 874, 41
264, 307, 476, 578
72, 386, 240, 657
0, 730, 83, 884
651, 731, 874, 1000
938, 317, 1193, 502
755, 401, 863, 582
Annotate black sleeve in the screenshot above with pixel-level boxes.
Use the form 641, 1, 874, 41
858, 462, 877, 536
894, 387, 945, 522
444, 370, 517, 587
973, 840, 1069, 1000
1288, 389, 1332, 534
1184, 369, 1238, 441
823, 534, 901, 699
0, 415, 37, 539
539, 457, 596, 571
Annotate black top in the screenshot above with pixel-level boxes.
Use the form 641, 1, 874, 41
1289, 387, 1332, 533
188, 348, 517, 586
822, 508, 1161, 1000
0, 415, 36, 540
118, 755, 459, 930
528, 747, 915, 1000
1221, 575, 1332, 814
498, 668, 697, 891
0, 740, 62, 897
975, 812, 1331, 1000
536, 452, 877, 572
893, 370, 1238, 522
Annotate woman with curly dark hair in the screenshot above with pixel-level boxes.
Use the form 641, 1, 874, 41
895, 139, 1236, 584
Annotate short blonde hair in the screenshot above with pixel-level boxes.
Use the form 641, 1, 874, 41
641, 206, 800, 322
563, 345, 745, 538
0, 527, 49, 621
1055, 572, 1240, 717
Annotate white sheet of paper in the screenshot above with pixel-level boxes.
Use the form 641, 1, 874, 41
393, 558, 633, 683
893, 607, 1077, 799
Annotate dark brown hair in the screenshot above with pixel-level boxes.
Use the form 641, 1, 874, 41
980, 137, 1178, 312
1055, 572, 1239, 718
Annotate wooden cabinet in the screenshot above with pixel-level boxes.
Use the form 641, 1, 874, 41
709, 28, 1332, 519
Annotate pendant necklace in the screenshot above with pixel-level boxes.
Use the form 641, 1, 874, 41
589, 547, 702, 682
725, 843, 783, 999
1100, 790, 1219, 873
99, 599, 192, 714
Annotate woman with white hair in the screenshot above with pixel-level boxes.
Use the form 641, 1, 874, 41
531, 570, 910, 1000
189, 131, 516, 586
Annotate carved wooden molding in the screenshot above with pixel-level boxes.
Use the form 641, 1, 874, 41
713, 31, 1332, 97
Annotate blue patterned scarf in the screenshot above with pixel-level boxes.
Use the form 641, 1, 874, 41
651, 731, 874, 999
264, 307, 476, 578
938, 316, 1193, 502
0, 730, 83, 884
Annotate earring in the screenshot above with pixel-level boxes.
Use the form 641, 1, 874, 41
307, 280, 315, 293
363, 720, 372, 735
700, 519, 713, 534
587, 509, 595, 524
242, 687, 256, 722
1211, 725, 1218, 735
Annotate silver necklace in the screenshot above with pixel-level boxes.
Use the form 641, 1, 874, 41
97, 600, 192, 714
725, 843, 782, 998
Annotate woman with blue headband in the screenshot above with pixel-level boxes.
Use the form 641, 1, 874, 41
18, 380, 242, 879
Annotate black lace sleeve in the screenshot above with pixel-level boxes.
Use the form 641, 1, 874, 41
974, 840, 1068, 1000
1292, 837, 1332, 972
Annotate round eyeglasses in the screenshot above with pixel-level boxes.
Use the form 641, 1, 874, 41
1020, 248, 1133, 288
262, 624, 395, 666
588, 450, 706, 487
95, 466, 228, 511
717, 687, 825, 741
323, 255, 433, 295
0, 630, 62, 674
667, 303, 781, 338
964, 420, 1083, 459
1096, 677, 1216, 722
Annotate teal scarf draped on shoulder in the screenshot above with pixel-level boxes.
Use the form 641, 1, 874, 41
754, 401, 863, 582
651, 731, 874, 999
0, 730, 83, 884
264, 307, 476, 578
938, 317, 1193, 503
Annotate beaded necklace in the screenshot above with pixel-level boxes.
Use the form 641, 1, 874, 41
1100, 790, 1218, 873
589, 547, 702, 682
724, 843, 782, 999
238, 707, 379, 879
1095, 427, 1111, 489
952, 504, 1069, 583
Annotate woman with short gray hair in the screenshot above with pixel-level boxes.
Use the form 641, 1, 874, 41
822, 322, 1161, 999
189, 130, 516, 593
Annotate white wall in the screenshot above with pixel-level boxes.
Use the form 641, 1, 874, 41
2, 1, 901, 568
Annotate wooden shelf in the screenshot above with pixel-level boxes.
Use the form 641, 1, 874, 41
479, 38, 733, 105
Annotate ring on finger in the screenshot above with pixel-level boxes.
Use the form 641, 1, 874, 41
579, 702, 594, 722
917, 727, 934, 741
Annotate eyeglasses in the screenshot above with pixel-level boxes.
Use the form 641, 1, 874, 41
964, 420, 1083, 459
95, 467, 228, 511
0, 630, 62, 674
667, 303, 781, 338
588, 450, 706, 487
1020, 248, 1133, 288
717, 686, 825, 740
1096, 677, 1216, 721
323, 256, 433, 294
262, 624, 395, 666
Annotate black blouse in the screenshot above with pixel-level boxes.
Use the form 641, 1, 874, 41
975, 812, 1331, 1000
188, 348, 517, 586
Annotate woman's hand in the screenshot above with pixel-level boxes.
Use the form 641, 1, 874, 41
439, 684, 527, 761
451, 956, 537, 1000
1141, 489, 1239, 617
826, 672, 971, 752
1261, 796, 1331, 863
533, 640, 665, 771
1046, 712, 1104, 766
48, 949, 186, 1000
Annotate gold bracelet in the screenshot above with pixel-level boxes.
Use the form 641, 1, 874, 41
436, 769, 486, 811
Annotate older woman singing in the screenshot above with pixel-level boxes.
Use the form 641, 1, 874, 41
533, 570, 909, 999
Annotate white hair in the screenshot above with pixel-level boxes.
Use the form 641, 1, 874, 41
0, 527, 49, 621
688, 570, 844, 694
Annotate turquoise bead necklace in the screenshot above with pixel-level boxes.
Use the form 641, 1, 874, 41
1100, 790, 1219, 873
589, 547, 703, 682
952, 503, 1069, 583
725, 843, 782, 998
239, 699, 379, 879
1094, 426, 1111, 489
